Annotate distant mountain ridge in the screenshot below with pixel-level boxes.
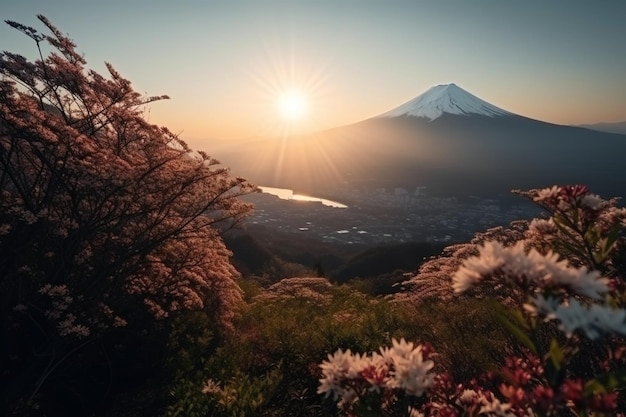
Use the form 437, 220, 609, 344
576, 121, 626, 135
216, 84, 626, 199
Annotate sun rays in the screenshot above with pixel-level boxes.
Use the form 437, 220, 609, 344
277, 90, 308, 121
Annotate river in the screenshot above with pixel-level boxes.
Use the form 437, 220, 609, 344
258, 186, 348, 208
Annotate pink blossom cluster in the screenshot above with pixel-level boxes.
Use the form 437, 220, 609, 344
255, 277, 336, 304
493, 355, 620, 416
33, 284, 90, 338
418, 361, 622, 417
1, 15, 256, 341
418, 372, 529, 417
396, 221, 530, 304
522, 184, 626, 271
445, 186, 626, 414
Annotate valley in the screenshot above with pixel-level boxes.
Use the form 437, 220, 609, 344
220, 83, 626, 284
242, 185, 540, 246
230, 184, 542, 284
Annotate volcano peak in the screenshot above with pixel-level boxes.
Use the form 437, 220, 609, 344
378, 83, 513, 120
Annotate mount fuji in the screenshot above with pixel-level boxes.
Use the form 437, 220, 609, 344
378, 83, 512, 120
217, 84, 626, 198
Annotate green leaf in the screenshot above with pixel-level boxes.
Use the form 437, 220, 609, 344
584, 227, 600, 247
598, 225, 622, 261
585, 370, 626, 395
489, 301, 537, 355
548, 338, 564, 371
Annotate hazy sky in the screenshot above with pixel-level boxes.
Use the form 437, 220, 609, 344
2, 1, 625, 150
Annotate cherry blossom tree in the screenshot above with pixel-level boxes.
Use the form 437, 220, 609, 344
0, 15, 255, 411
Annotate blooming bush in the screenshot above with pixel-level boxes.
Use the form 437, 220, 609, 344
168, 280, 431, 417
254, 277, 336, 304
0, 16, 255, 414
395, 220, 530, 304
322, 185, 626, 416
318, 338, 435, 416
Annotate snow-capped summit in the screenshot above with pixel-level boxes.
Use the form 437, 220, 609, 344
378, 83, 513, 121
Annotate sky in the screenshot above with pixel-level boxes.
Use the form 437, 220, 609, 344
2, 0, 626, 151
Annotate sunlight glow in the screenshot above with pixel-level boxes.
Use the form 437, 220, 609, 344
248, 40, 334, 139
278, 90, 308, 120
242, 39, 350, 189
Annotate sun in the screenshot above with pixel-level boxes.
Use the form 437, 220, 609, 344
277, 90, 308, 121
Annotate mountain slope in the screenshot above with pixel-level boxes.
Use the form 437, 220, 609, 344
216, 84, 626, 198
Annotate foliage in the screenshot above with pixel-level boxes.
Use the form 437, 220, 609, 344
324, 185, 626, 416
406, 298, 512, 383
165, 274, 511, 417
395, 220, 530, 303
333, 242, 439, 283
224, 232, 323, 285
348, 269, 416, 296
0, 16, 255, 415
234, 282, 418, 416
519, 185, 626, 277
166, 278, 431, 417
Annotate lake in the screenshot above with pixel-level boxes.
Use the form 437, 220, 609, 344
259, 186, 348, 208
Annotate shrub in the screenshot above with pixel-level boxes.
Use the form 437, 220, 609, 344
0, 16, 255, 415
323, 186, 626, 416
167, 278, 427, 417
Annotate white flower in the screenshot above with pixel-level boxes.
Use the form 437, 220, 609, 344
527, 295, 626, 340
453, 241, 609, 299
502, 242, 538, 279
458, 389, 480, 405
453, 241, 507, 293
390, 337, 416, 358
581, 193, 603, 210
318, 349, 355, 400
319, 338, 436, 409
479, 394, 515, 416
408, 406, 424, 417
523, 294, 561, 317
345, 351, 369, 379
201, 379, 221, 394
359, 352, 390, 392
535, 253, 608, 299
553, 299, 600, 339
533, 186, 561, 202
588, 303, 626, 336
386, 339, 434, 397
528, 218, 557, 235
557, 300, 626, 340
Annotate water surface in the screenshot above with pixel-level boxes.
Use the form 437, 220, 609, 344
259, 186, 348, 208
